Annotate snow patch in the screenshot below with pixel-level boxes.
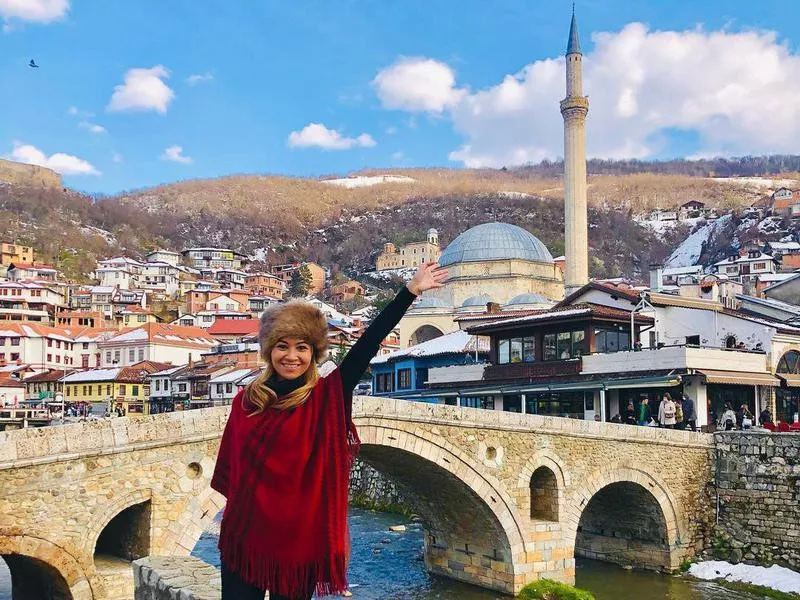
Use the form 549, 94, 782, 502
710, 177, 798, 189
497, 191, 533, 199
320, 175, 416, 189
688, 560, 800, 594
80, 225, 117, 245
363, 268, 417, 283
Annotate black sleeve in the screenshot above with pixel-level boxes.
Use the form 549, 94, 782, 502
339, 286, 416, 394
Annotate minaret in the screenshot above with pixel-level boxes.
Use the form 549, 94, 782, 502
560, 8, 589, 295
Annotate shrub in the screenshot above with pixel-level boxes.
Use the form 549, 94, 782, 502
518, 579, 596, 600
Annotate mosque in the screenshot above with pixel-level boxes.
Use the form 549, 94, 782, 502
398, 12, 589, 348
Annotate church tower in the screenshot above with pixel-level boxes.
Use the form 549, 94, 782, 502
560, 8, 589, 295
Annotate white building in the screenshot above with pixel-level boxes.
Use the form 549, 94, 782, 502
146, 250, 181, 267
0, 281, 66, 323
713, 251, 777, 284
98, 323, 218, 367
209, 368, 255, 405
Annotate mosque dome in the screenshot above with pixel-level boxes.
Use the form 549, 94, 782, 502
461, 294, 493, 308
506, 293, 550, 306
414, 297, 451, 309
438, 223, 554, 267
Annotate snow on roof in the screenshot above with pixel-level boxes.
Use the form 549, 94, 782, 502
714, 253, 774, 266
209, 368, 256, 384
370, 330, 489, 365
738, 294, 800, 315
757, 273, 795, 283
769, 241, 800, 251
62, 368, 122, 383
662, 265, 704, 276
320, 175, 415, 189
148, 365, 187, 377
109, 328, 149, 342
90, 286, 115, 294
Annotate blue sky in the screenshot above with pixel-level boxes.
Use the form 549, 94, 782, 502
2, 0, 800, 193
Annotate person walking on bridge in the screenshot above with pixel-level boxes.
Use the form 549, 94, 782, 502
658, 392, 677, 429
211, 262, 447, 600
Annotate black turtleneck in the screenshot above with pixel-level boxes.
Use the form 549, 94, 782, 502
269, 286, 416, 398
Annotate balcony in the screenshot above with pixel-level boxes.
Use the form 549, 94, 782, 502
484, 358, 582, 381
581, 345, 768, 375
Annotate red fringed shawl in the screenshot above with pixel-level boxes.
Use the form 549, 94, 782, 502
211, 368, 360, 597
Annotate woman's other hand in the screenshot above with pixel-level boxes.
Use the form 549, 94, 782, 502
407, 262, 449, 295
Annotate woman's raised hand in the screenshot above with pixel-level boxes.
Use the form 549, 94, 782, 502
407, 261, 449, 295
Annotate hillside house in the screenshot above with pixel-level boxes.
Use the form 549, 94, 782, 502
181, 247, 247, 270
0, 242, 34, 266
713, 250, 777, 287
678, 200, 706, 219
245, 272, 285, 300
98, 323, 217, 367
270, 262, 326, 295
0, 281, 66, 323
376, 229, 441, 271
330, 280, 365, 305
7, 263, 58, 282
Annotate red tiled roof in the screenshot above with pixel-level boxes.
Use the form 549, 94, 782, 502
9, 262, 56, 270
116, 361, 174, 383
556, 281, 641, 308
22, 369, 74, 383
207, 319, 260, 335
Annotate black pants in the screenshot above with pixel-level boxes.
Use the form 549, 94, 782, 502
221, 562, 314, 600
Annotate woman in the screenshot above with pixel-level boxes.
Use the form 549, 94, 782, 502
658, 392, 677, 429
624, 400, 637, 425
719, 402, 737, 431
211, 262, 448, 600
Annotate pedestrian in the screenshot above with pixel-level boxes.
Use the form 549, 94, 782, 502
739, 404, 754, 430
611, 413, 623, 424
637, 397, 651, 426
718, 402, 737, 431
681, 394, 696, 432
674, 395, 684, 430
658, 392, 677, 429
759, 406, 773, 427
624, 401, 637, 425
211, 262, 447, 600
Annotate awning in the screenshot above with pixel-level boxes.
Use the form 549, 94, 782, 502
603, 375, 682, 390
548, 381, 605, 392
778, 374, 800, 388
699, 370, 780, 387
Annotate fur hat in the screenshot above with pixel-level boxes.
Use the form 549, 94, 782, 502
258, 300, 329, 361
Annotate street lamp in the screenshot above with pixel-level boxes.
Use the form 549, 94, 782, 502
55, 392, 64, 424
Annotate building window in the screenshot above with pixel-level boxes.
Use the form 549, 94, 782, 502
87, 385, 92, 395
132, 385, 139, 397
217, 383, 224, 394
119, 385, 126, 395
595, 328, 630, 354
752, 262, 766, 270
83, 342, 89, 349
498, 339, 510, 364
10, 338, 19, 346
543, 334, 557, 361
65, 387, 70, 397
686, 335, 700, 346
114, 350, 120, 363
226, 383, 233, 394
165, 380, 170, 390
47, 353, 52, 362
155, 380, 161, 391
375, 373, 394, 393
138, 349, 144, 362
415, 368, 429, 387
82, 355, 89, 368
10, 353, 19, 361
47, 339, 53, 347
397, 368, 412, 389
128, 349, 135, 362
498, 336, 536, 364
106, 384, 112, 396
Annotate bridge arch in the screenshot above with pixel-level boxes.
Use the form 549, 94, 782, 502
87, 489, 152, 561
0, 533, 97, 600
356, 422, 527, 593
564, 466, 684, 572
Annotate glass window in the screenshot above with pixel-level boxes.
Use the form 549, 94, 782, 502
557, 332, 572, 359
510, 338, 523, 363
523, 338, 536, 362
114, 350, 120, 363
119, 385, 126, 395
132, 385, 139, 397
138, 349, 144, 362
226, 383, 233, 394
128, 349, 135, 362
415, 368, 429, 386
397, 368, 412, 389
155, 380, 160, 391
503, 394, 522, 413
106, 351, 112, 363
216, 383, 224, 394
498, 339, 510, 364
572, 330, 586, 356
619, 330, 630, 351
543, 334, 557, 361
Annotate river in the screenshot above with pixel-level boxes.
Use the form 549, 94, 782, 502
0, 507, 763, 599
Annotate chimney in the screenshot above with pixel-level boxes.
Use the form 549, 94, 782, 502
649, 264, 663, 293
486, 302, 501, 314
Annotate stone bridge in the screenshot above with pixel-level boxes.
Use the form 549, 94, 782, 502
0, 398, 713, 599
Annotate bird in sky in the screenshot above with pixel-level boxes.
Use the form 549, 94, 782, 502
29, 59, 39, 68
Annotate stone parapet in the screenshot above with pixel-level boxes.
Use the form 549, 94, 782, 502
133, 556, 220, 600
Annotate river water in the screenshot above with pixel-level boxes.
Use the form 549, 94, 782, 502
192, 508, 761, 600
0, 507, 763, 599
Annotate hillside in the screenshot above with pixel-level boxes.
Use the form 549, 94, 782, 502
0, 159, 796, 283
0, 158, 62, 189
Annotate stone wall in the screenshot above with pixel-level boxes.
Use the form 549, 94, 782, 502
133, 556, 219, 600
711, 432, 800, 569
349, 458, 409, 512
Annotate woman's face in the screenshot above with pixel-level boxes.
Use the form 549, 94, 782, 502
271, 337, 313, 380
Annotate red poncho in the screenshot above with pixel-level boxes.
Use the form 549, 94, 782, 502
211, 368, 360, 597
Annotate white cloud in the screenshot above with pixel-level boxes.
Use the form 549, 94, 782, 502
376, 24, 800, 167
8, 141, 99, 175
385, 126, 398, 135
67, 106, 94, 118
287, 123, 376, 150
112, 152, 123, 164
0, 0, 68, 23
373, 57, 466, 113
160, 145, 192, 164
186, 72, 214, 86
107, 65, 174, 114
79, 121, 106, 134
